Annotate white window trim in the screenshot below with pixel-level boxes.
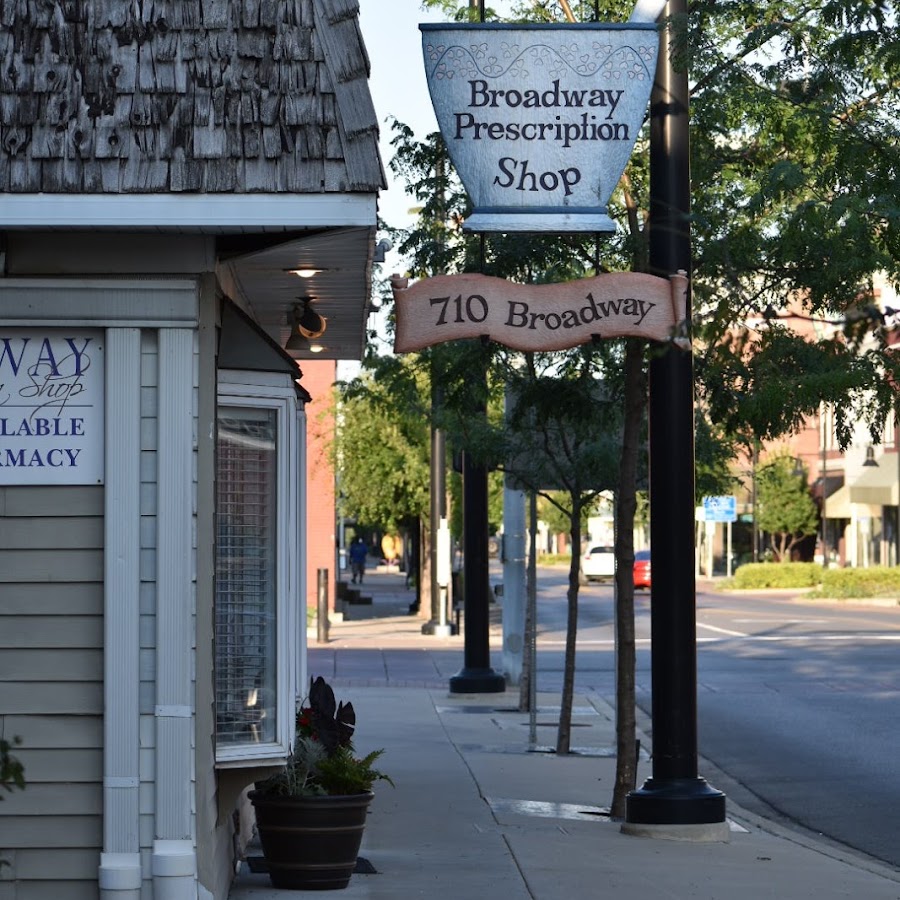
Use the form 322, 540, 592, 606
215, 377, 299, 767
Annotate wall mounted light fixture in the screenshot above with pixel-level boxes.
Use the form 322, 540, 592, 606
285, 299, 327, 351
295, 298, 327, 339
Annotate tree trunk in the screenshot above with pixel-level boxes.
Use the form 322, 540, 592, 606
556, 502, 582, 755
418, 516, 430, 616
610, 338, 647, 818
519, 491, 538, 714
518, 590, 531, 711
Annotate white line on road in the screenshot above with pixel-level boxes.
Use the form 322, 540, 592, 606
732, 618, 829, 625
698, 622, 748, 637
538, 632, 900, 646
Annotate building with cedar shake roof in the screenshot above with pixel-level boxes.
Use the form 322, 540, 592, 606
0, 1, 385, 896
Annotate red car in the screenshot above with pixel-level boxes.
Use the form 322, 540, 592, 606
633, 550, 651, 590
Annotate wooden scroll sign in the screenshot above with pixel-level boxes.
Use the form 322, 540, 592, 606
392, 271, 688, 354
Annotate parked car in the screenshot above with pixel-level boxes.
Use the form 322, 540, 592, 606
580, 545, 616, 583
633, 549, 651, 590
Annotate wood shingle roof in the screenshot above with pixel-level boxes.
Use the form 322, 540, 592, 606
0, 0, 386, 195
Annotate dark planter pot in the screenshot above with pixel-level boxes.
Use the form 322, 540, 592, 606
248, 790, 374, 890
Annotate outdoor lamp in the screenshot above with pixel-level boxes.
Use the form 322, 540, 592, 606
284, 297, 328, 350
863, 445, 879, 467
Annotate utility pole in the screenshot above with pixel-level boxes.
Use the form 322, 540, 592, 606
623, 0, 727, 836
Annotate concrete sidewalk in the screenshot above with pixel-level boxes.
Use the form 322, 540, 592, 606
229, 567, 900, 899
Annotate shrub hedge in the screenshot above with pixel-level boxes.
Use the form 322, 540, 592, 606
731, 562, 823, 589
730, 562, 900, 599
815, 566, 900, 599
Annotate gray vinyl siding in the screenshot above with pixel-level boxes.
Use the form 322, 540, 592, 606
0, 485, 104, 896
0, 324, 200, 897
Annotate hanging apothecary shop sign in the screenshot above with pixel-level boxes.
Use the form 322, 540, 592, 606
0, 330, 104, 484
420, 22, 659, 233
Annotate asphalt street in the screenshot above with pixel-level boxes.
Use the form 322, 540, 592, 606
554, 574, 900, 868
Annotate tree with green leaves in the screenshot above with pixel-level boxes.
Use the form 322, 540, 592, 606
756, 453, 820, 561
337, 360, 432, 535
454, 345, 626, 755
689, 0, 900, 444
336, 349, 506, 557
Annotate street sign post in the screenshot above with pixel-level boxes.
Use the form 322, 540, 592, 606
702, 496, 736, 579
702, 495, 737, 523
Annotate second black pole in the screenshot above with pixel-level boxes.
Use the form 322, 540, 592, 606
450, 345, 504, 694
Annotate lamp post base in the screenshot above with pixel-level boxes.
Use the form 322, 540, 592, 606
625, 776, 726, 833
422, 620, 455, 637
621, 819, 730, 842
449, 668, 506, 694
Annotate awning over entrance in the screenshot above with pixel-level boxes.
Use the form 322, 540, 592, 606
848, 462, 898, 507
824, 484, 853, 518
812, 474, 844, 502
823, 484, 881, 518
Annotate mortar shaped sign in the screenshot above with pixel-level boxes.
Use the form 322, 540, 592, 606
392, 271, 687, 353
420, 22, 660, 233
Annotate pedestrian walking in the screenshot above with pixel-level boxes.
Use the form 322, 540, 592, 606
349, 537, 367, 584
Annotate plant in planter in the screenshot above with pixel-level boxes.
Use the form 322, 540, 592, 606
249, 676, 392, 890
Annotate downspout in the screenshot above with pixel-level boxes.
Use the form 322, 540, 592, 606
99, 328, 143, 899
153, 328, 198, 897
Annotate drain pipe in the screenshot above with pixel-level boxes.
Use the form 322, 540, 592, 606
152, 330, 198, 898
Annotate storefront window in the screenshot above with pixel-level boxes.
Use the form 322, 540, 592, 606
215, 407, 278, 745
214, 378, 300, 765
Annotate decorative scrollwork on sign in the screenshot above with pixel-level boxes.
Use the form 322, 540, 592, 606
426, 41, 656, 82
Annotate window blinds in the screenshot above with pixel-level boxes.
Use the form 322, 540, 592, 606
215, 407, 278, 745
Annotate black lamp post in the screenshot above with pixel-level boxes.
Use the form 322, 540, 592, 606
624, 0, 726, 832
449, 346, 505, 694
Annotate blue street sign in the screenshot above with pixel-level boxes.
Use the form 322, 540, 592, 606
703, 495, 737, 523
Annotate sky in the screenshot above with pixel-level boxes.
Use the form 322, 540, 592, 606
351, 1, 468, 368
358, 0, 442, 238
358, 0, 516, 240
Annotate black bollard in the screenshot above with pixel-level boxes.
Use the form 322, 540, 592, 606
316, 568, 329, 644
